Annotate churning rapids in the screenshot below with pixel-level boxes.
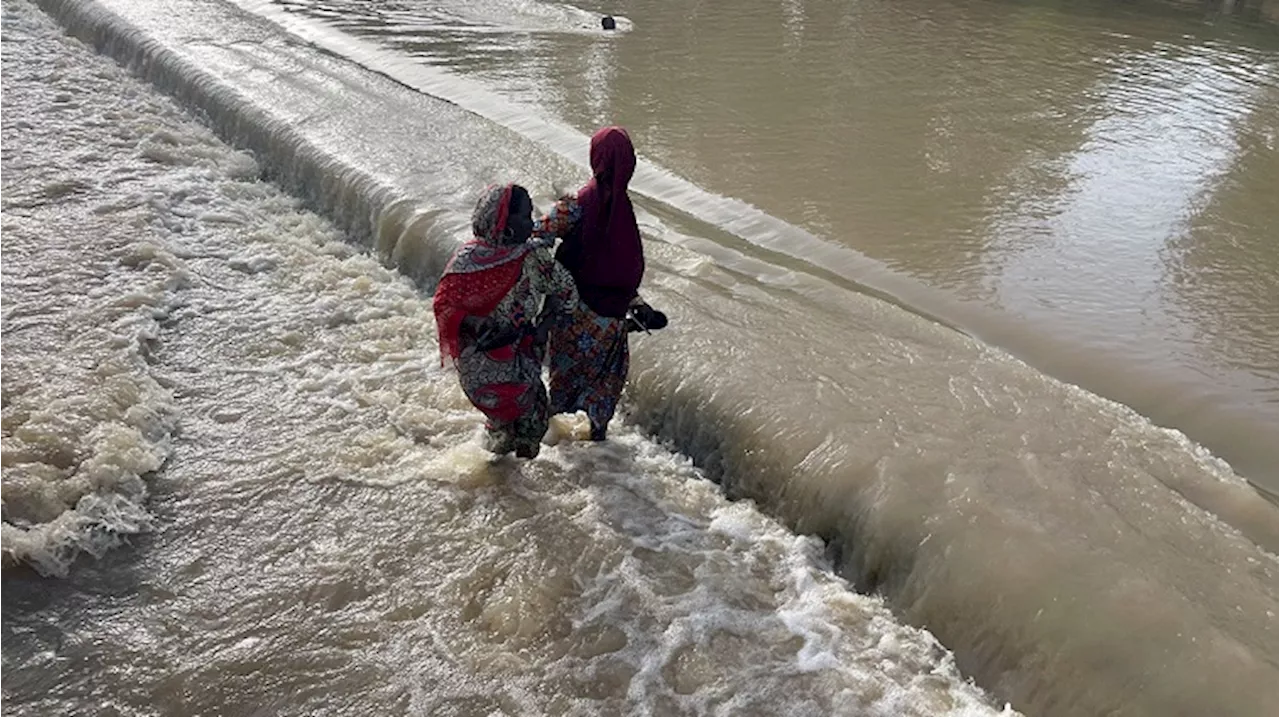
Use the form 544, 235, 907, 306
1, 0, 1275, 715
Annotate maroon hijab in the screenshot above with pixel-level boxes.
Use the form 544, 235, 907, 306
558, 126, 644, 318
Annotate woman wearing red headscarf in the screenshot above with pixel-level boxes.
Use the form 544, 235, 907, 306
434, 183, 578, 459
535, 127, 667, 441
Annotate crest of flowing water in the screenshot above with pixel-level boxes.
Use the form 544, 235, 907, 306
2, 0, 1275, 715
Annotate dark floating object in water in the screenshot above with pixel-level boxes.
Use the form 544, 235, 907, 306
601, 15, 617, 30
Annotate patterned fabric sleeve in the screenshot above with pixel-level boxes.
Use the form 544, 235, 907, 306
531, 247, 578, 311
533, 195, 582, 244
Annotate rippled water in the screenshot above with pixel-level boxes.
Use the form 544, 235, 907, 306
2, 0, 1275, 715
282, 0, 1279, 490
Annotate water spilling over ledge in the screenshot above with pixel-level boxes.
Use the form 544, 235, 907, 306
22, 0, 1278, 714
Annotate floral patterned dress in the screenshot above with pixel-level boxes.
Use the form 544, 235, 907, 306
453, 245, 577, 457
435, 184, 578, 459
536, 196, 633, 438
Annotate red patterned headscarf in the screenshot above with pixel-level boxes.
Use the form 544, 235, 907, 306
433, 184, 532, 365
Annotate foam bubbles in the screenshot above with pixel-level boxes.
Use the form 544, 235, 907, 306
1, 2, 1014, 714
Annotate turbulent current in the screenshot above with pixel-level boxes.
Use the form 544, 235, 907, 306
1, 0, 1275, 715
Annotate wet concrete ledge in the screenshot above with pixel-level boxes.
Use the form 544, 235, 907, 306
29, 0, 1279, 715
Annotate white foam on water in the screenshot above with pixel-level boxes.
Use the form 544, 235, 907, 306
0, 3, 1016, 712
1, 351, 171, 559
499, 432, 1017, 715
2, 232, 186, 577
6, 0, 1274, 715
0, 0, 291, 576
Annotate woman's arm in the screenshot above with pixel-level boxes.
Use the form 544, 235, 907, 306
533, 195, 583, 244
530, 247, 579, 345
531, 248, 578, 311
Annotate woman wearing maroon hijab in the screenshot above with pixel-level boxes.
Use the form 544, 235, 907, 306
535, 126, 666, 441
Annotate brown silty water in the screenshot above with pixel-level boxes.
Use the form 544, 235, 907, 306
2, 0, 1276, 715
295, 0, 1278, 492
